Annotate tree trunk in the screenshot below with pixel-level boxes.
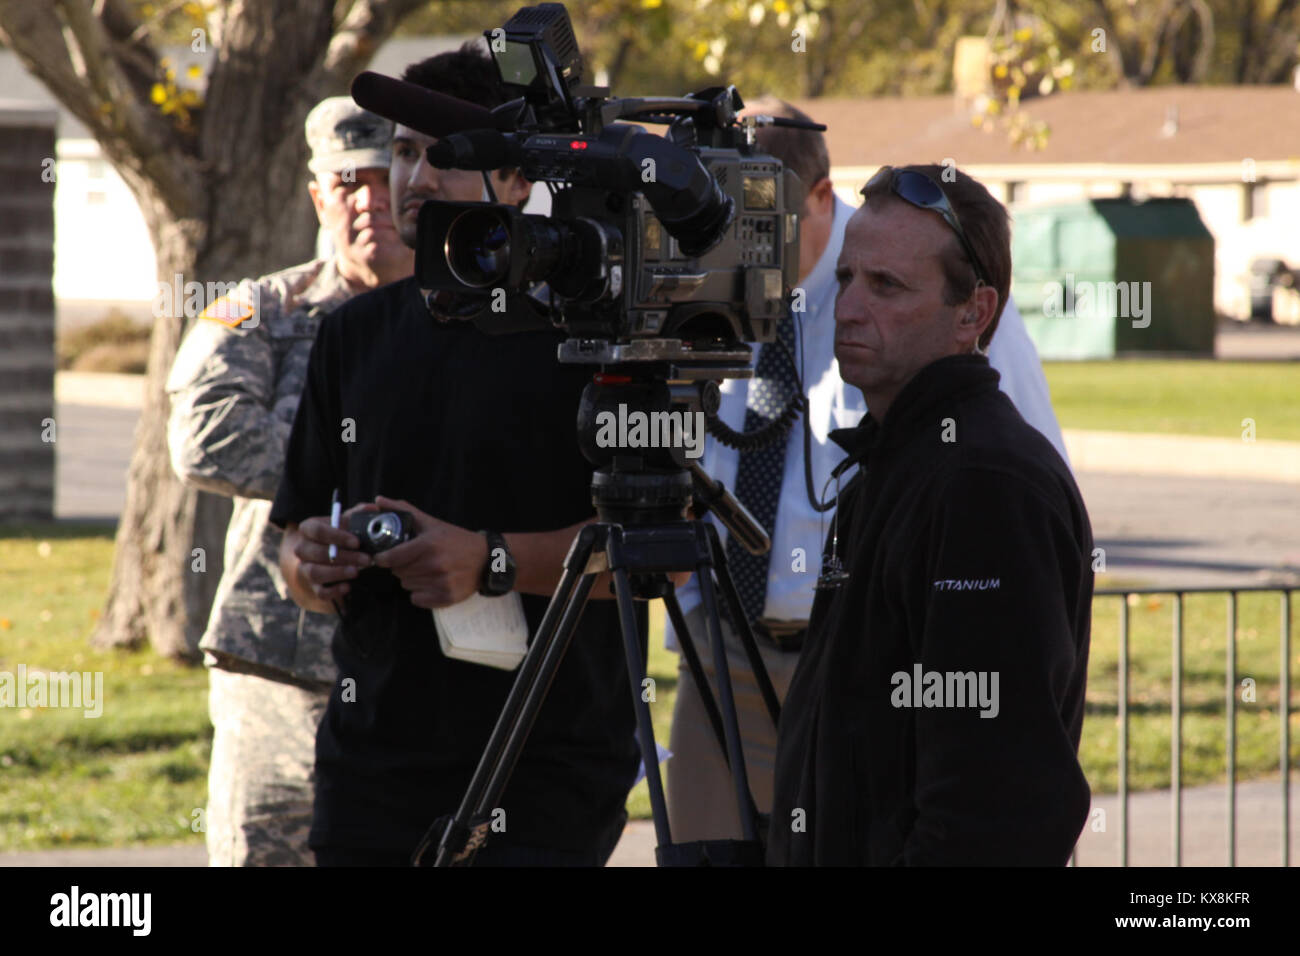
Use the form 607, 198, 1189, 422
1246, 0, 1300, 82
1235, 0, 1258, 83
89, 124, 320, 658
605, 35, 634, 91
807, 4, 835, 97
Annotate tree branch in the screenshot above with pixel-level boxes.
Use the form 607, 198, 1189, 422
808, 2, 834, 97
99, 0, 164, 90
1186, 0, 1214, 83
1256, 0, 1300, 80
1138, 0, 1178, 84
55, 0, 137, 110
1268, 0, 1300, 32
0, 3, 87, 112
985, 0, 1009, 42
1256, 25, 1300, 81
1088, 0, 1135, 83
125, 0, 191, 44
320, 0, 431, 89
606, 35, 635, 92
0, 0, 199, 213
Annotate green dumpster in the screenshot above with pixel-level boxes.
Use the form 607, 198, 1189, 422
1010, 197, 1216, 358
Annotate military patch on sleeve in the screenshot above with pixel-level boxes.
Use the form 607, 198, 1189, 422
200, 294, 258, 329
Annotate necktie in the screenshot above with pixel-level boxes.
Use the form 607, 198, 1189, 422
723, 315, 799, 626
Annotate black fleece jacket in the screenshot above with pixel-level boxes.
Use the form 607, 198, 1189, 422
767, 353, 1094, 866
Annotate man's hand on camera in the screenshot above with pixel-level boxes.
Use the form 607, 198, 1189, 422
287, 502, 378, 608
370, 495, 488, 609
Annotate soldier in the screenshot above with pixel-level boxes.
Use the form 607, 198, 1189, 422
165, 97, 413, 866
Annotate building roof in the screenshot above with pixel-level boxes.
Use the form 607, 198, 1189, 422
786, 86, 1300, 168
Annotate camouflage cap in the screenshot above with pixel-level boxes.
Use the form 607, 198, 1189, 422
305, 96, 393, 175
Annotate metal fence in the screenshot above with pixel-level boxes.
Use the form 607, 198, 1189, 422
1072, 585, 1295, 866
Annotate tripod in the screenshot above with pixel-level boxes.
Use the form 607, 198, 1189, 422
416, 397, 784, 867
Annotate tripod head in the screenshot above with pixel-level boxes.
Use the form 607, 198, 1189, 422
574, 363, 769, 556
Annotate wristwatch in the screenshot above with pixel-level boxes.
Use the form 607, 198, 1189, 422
478, 530, 517, 597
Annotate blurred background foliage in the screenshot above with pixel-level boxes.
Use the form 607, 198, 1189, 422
120, 0, 1300, 103
107, 0, 1300, 153
395, 0, 1300, 96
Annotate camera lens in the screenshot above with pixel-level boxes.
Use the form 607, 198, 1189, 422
366, 513, 403, 550
446, 208, 512, 288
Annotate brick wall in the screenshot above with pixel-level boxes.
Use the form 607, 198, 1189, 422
0, 106, 58, 521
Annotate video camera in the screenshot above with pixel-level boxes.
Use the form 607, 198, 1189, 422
353, 1, 814, 373
353, 5, 825, 866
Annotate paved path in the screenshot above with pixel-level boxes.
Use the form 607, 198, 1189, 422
1214, 321, 1300, 360
1074, 778, 1299, 867
0, 822, 659, 867
52, 373, 1300, 595
6, 778, 1297, 867
1078, 471, 1300, 590
54, 403, 137, 521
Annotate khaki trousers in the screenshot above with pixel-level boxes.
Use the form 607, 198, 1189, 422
665, 605, 800, 842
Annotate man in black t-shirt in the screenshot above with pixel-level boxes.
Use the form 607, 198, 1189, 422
269, 45, 641, 866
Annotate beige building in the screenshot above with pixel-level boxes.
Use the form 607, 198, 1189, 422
792, 86, 1300, 323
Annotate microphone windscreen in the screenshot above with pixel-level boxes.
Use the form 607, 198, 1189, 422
454, 129, 518, 168
426, 130, 519, 170
350, 71, 496, 139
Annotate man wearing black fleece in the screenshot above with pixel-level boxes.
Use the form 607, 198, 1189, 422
767, 164, 1093, 866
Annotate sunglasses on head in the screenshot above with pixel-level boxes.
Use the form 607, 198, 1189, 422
865, 166, 990, 287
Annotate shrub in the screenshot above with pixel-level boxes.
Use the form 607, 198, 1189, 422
57, 310, 151, 373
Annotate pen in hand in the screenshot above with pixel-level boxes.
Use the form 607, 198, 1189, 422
328, 488, 341, 563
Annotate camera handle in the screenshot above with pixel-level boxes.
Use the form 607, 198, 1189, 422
412, 518, 779, 867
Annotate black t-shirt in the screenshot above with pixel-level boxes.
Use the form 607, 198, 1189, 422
270, 277, 641, 855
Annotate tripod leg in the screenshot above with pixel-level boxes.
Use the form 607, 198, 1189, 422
662, 585, 763, 836
427, 525, 601, 866
694, 555, 760, 844
705, 523, 782, 728
480, 571, 597, 808
661, 590, 728, 765
606, 527, 673, 848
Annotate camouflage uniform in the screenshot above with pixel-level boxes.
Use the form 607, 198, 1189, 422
166, 257, 359, 865
165, 97, 396, 867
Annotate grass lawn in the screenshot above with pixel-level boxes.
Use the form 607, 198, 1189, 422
2, 526, 1296, 851
1042, 361, 1300, 442
1085, 587, 1300, 792
0, 525, 210, 850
